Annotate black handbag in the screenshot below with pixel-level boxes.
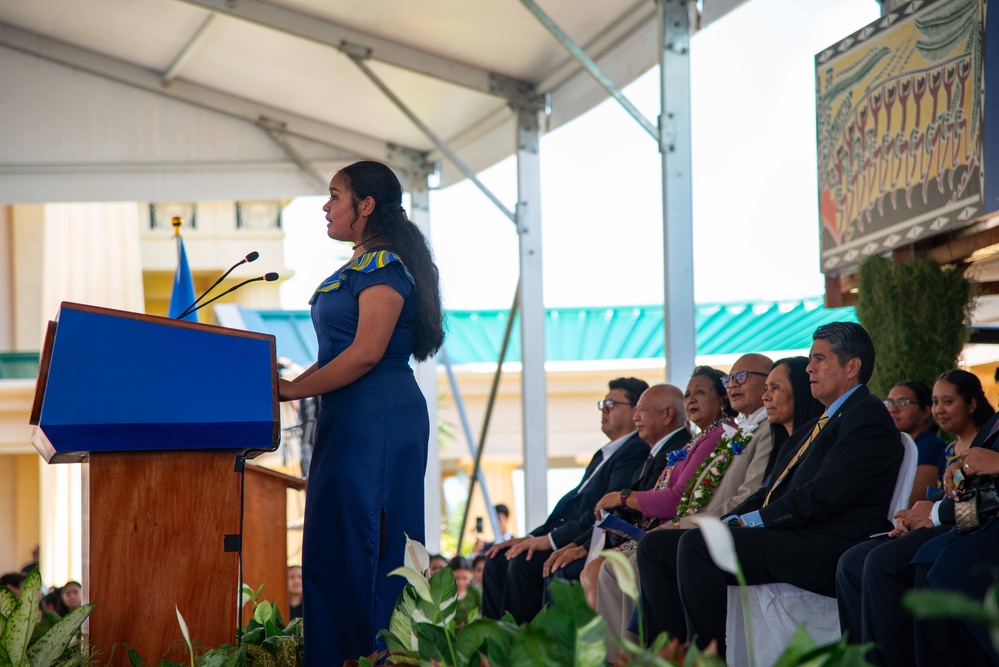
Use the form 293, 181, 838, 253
954, 475, 999, 534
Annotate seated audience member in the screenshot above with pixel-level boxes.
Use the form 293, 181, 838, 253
60, 580, 82, 613
640, 322, 901, 658
471, 503, 515, 556
884, 379, 948, 506
837, 369, 996, 666
450, 556, 481, 624
41, 590, 67, 617
481, 377, 650, 623
592, 367, 738, 531
601, 356, 821, 656
428, 555, 448, 578
1, 572, 26, 596
472, 555, 486, 587
288, 565, 303, 619
542, 384, 688, 608
493, 504, 513, 543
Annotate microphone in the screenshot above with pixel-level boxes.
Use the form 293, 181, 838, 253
176, 251, 260, 320
184, 273, 280, 318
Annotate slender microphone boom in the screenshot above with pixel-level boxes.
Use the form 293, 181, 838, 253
176, 251, 260, 320
185, 272, 280, 318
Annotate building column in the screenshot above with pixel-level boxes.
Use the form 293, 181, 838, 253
24, 203, 145, 588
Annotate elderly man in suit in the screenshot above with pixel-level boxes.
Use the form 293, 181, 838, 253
638, 322, 902, 658
480, 377, 650, 623
539, 384, 690, 602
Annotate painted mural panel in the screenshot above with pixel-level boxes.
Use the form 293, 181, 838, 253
816, 0, 983, 273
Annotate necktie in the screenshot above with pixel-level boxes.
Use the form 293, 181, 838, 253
575, 449, 604, 494
764, 414, 829, 506
637, 453, 656, 483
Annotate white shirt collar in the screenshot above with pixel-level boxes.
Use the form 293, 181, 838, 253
736, 405, 768, 431
650, 426, 687, 457
576, 430, 637, 493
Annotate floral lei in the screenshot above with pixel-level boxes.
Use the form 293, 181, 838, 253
673, 421, 756, 521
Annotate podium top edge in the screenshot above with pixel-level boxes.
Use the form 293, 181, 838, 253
58, 302, 275, 343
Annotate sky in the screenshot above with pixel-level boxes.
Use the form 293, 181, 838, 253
279, 0, 881, 312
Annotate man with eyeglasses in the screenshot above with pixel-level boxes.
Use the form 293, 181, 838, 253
481, 377, 651, 623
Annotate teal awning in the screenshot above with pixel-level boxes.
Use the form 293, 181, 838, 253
237, 298, 857, 369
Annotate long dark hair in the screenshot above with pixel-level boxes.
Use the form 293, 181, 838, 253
339, 161, 444, 361
937, 369, 996, 430
768, 356, 825, 477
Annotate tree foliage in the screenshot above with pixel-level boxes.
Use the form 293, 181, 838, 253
856, 256, 976, 397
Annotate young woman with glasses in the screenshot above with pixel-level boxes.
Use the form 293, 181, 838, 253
884, 380, 947, 506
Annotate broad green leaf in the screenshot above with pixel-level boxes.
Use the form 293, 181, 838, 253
388, 567, 432, 603
260, 635, 280, 655
1, 567, 40, 667
0, 587, 14, 619
770, 625, 818, 667
599, 550, 638, 602
427, 567, 459, 625
253, 601, 273, 626
453, 618, 513, 667
241, 627, 265, 645
904, 589, 995, 623
127, 646, 146, 667
534, 581, 604, 667
26, 602, 94, 667
379, 587, 419, 655
414, 622, 451, 664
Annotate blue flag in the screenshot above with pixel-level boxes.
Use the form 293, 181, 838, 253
168, 234, 198, 322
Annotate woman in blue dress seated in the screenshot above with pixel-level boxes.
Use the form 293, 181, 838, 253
278, 161, 444, 666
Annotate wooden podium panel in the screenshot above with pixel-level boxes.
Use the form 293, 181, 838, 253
87, 452, 240, 666
241, 465, 306, 626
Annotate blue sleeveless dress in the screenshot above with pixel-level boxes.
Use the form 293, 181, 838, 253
302, 250, 429, 665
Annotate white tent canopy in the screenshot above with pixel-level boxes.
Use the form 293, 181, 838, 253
0, 0, 747, 201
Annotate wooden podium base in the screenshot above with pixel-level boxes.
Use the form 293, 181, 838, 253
85, 452, 240, 666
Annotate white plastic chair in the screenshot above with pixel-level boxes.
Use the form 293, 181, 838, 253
724, 432, 918, 667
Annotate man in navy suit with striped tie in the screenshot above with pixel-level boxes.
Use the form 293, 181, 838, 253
638, 322, 902, 658
481, 377, 650, 623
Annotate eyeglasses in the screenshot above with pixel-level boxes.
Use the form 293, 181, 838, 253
597, 399, 634, 411
721, 370, 769, 388
883, 398, 916, 409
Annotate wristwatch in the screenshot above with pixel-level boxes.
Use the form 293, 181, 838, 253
620, 489, 632, 507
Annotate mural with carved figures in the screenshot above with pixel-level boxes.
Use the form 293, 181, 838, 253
816, 0, 983, 273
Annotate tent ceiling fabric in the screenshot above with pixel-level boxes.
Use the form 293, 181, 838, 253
0, 0, 752, 201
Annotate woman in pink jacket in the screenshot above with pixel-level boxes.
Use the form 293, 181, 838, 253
594, 366, 738, 534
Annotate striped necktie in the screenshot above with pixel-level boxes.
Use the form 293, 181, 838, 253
764, 414, 829, 506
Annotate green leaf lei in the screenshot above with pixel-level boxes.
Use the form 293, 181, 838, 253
672, 424, 755, 522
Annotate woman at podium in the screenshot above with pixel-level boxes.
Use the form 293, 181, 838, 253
279, 160, 444, 666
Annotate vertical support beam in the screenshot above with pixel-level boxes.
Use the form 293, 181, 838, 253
659, 0, 696, 386
408, 164, 442, 553
515, 107, 548, 531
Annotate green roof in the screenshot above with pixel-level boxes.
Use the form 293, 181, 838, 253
0, 352, 41, 379
238, 298, 858, 368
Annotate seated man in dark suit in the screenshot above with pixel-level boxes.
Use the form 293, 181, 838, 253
638, 322, 902, 658
480, 377, 650, 623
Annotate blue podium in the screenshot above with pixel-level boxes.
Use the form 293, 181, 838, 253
31, 302, 280, 665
